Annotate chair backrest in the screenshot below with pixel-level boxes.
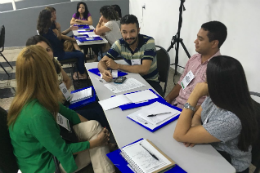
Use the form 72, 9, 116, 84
0, 25, 5, 52
0, 107, 19, 173
156, 45, 170, 96
250, 91, 260, 173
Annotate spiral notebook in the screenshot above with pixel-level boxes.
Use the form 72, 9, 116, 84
107, 138, 179, 173
70, 87, 92, 104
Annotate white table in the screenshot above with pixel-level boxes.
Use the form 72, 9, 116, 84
72, 25, 108, 46
85, 61, 235, 173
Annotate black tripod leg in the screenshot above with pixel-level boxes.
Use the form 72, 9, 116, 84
0, 52, 13, 69
180, 40, 191, 58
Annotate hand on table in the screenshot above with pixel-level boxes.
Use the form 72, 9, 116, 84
70, 25, 78, 31
101, 70, 113, 82
75, 19, 82, 23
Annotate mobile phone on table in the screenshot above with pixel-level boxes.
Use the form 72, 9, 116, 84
114, 77, 127, 84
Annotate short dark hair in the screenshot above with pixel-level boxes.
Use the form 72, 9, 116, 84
100, 6, 119, 21
76, 2, 89, 19
207, 55, 258, 151
25, 35, 61, 74
112, 5, 122, 18
201, 21, 227, 48
120, 14, 139, 29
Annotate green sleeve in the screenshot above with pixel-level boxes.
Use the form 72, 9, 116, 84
29, 111, 89, 173
58, 103, 81, 125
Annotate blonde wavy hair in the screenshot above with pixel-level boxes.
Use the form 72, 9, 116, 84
8, 45, 63, 127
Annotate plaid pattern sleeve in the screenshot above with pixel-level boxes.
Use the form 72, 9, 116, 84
106, 40, 121, 60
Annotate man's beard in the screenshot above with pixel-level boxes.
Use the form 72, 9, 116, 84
125, 37, 137, 46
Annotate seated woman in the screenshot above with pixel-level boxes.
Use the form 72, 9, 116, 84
25, 35, 112, 131
70, 1, 93, 25
112, 4, 122, 26
94, 6, 122, 61
8, 45, 115, 173
37, 9, 87, 80
26, 35, 71, 89
174, 55, 259, 173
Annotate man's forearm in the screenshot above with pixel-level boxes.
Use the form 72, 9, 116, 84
118, 64, 148, 74
165, 84, 181, 101
98, 61, 108, 73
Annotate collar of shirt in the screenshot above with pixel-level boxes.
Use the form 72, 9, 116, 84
198, 50, 221, 65
122, 34, 144, 54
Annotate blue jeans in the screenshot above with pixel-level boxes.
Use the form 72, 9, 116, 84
60, 50, 86, 74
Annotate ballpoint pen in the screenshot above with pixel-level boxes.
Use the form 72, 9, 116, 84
140, 143, 159, 161
147, 112, 171, 117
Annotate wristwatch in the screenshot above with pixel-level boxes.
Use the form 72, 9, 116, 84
184, 103, 195, 111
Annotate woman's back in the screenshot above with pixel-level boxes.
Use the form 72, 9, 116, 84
41, 28, 64, 59
104, 20, 122, 45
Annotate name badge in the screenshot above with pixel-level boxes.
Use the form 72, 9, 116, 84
59, 82, 73, 101
180, 70, 194, 90
56, 113, 71, 132
131, 59, 141, 65
111, 70, 118, 78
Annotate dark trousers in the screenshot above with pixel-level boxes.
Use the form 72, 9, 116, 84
61, 50, 86, 74
217, 150, 249, 173
146, 80, 164, 96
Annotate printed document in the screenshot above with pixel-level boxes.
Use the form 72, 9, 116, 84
104, 78, 145, 93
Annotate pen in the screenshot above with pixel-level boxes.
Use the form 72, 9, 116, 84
140, 143, 159, 161
147, 112, 171, 117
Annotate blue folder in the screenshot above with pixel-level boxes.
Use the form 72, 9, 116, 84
75, 35, 102, 42
74, 24, 90, 29
118, 89, 166, 111
107, 138, 187, 173
69, 86, 96, 109
127, 99, 182, 132
88, 68, 128, 78
77, 30, 94, 33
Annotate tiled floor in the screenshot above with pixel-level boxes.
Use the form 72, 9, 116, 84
0, 48, 258, 173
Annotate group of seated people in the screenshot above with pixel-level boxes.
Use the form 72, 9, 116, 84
4, 1, 260, 173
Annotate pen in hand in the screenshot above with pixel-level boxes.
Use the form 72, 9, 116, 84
140, 143, 159, 161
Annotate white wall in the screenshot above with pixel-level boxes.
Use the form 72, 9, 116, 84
129, 0, 260, 102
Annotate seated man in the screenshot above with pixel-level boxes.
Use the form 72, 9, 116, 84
98, 14, 163, 96
165, 21, 227, 109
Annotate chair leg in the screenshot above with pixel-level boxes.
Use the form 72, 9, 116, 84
0, 62, 10, 77
0, 52, 13, 69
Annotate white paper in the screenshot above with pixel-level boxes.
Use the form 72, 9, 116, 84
98, 94, 132, 111
111, 70, 118, 78
127, 103, 180, 130
138, 102, 180, 125
70, 87, 92, 103
56, 113, 71, 132
104, 78, 145, 94
125, 90, 158, 103
121, 139, 171, 173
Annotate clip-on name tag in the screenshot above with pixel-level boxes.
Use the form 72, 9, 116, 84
59, 82, 73, 101
180, 70, 194, 90
56, 113, 72, 133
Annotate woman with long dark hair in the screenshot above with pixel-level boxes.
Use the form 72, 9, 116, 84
37, 9, 87, 80
70, 2, 93, 25
174, 55, 259, 173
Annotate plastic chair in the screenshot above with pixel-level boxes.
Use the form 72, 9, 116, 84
155, 45, 170, 97
250, 91, 260, 173
0, 25, 13, 77
0, 107, 61, 173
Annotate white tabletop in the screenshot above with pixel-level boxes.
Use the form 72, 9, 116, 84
85, 61, 235, 173
72, 25, 108, 46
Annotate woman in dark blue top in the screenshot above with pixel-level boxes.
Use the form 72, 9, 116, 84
37, 9, 87, 80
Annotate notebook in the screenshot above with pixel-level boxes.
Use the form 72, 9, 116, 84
108, 138, 176, 173
127, 101, 181, 132
70, 87, 92, 104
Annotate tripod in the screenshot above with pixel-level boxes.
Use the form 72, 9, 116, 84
167, 0, 190, 76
